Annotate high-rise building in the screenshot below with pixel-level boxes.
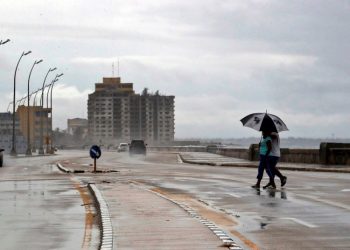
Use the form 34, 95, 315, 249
88, 77, 175, 145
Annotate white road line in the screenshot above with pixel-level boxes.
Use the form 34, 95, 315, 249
341, 189, 350, 192
281, 217, 318, 228
177, 154, 183, 163
228, 193, 242, 198
298, 194, 350, 211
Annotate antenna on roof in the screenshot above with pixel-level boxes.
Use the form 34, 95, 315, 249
118, 57, 120, 77
112, 62, 114, 77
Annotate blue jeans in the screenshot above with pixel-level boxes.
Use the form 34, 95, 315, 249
257, 154, 273, 180
267, 156, 282, 179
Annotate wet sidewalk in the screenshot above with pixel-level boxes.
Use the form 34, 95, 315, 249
96, 182, 232, 250
179, 152, 350, 173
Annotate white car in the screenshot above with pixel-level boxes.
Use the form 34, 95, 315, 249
117, 143, 129, 152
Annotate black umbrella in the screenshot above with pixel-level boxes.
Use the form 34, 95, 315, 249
240, 112, 288, 132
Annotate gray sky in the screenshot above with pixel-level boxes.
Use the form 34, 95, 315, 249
1, 0, 350, 138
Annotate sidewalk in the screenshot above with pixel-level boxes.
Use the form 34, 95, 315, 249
179, 152, 350, 173
57, 161, 242, 250
97, 182, 236, 250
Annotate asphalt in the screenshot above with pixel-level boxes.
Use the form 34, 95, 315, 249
7, 150, 349, 250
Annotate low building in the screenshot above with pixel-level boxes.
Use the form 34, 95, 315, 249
67, 118, 88, 140
0, 112, 26, 154
16, 105, 51, 150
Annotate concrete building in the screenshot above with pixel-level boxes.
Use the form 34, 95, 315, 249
0, 112, 26, 153
16, 105, 51, 150
88, 77, 175, 145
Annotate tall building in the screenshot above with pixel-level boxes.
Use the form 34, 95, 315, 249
88, 77, 175, 145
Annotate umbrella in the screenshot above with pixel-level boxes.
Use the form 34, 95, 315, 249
240, 112, 288, 132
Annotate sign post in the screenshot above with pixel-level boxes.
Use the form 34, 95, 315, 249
89, 145, 101, 173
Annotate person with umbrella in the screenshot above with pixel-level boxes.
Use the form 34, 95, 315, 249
251, 129, 275, 189
240, 112, 288, 189
265, 131, 287, 188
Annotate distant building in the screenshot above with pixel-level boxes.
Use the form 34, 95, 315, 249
0, 112, 26, 153
88, 77, 175, 145
67, 118, 88, 139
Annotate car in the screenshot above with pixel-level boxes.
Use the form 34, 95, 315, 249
129, 140, 147, 155
0, 148, 4, 167
117, 143, 129, 152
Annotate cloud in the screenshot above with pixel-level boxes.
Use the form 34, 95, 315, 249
1, 1, 350, 138
51, 84, 92, 129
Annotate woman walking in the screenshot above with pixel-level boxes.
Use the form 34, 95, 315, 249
264, 132, 287, 188
251, 131, 275, 189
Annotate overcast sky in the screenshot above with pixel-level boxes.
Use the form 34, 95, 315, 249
1, 0, 350, 139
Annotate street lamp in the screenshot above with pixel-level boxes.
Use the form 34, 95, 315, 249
11, 50, 31, 156
46, 73, 63, 153
32, 88, 40, 106
39, 67, 56, 155
0, 39, 10, 45
26, 59, 43, 156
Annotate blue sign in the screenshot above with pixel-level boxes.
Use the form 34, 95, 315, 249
89, 145, 101, 159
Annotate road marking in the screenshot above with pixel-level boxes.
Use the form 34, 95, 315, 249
228, 193, 242, 198
341, 189, 350, 192
298, 194, 350, 211
281, 217, 318, 228
177, 154, 183, 163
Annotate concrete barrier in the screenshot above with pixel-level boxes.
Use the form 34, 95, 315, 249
320, 143, 350, 165
148, 143, 350, 165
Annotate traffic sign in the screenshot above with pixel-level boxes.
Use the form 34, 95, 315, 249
90, 145, 101, 159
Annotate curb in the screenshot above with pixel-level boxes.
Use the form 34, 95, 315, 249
149, 189, 243, 250
88, 183, 114, 250
56, 163, 71, 173
179, 154, 350, 173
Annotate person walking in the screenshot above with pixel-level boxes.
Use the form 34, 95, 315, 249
263, 131, 287, 189
251, 131, 275, 189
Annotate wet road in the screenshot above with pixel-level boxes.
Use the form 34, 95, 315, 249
2, 150, 350, 250
0, 151, 99, 250
65, 150, 350, 250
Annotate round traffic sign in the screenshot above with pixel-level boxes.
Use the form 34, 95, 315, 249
89, 145, 101, 159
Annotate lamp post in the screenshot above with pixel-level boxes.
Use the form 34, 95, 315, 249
47, 73, 63, 153
0, 39, 10, 45
11, 50, 31, 156
32, 88, 40, 106
26, 59, 43, 156
39, 67, 56, 154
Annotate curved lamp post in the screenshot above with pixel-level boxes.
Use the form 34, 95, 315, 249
46, 73, 63, 153
32, 88, 41, 106
26, 59, 43, 156
11, 50, 31, 156
39, 67, 56, 154
0, 39, 10, 45
7, 101, 12, 112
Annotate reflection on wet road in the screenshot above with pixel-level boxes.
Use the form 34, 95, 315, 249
0, 151, 99, 250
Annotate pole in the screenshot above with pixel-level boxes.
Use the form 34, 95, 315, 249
12, 50, 31, 156
49, 74, 63, 153
39, 67, 56, 154
26, 59, 43, 156
46, 83, 52, 153
94, 158, 96, 172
